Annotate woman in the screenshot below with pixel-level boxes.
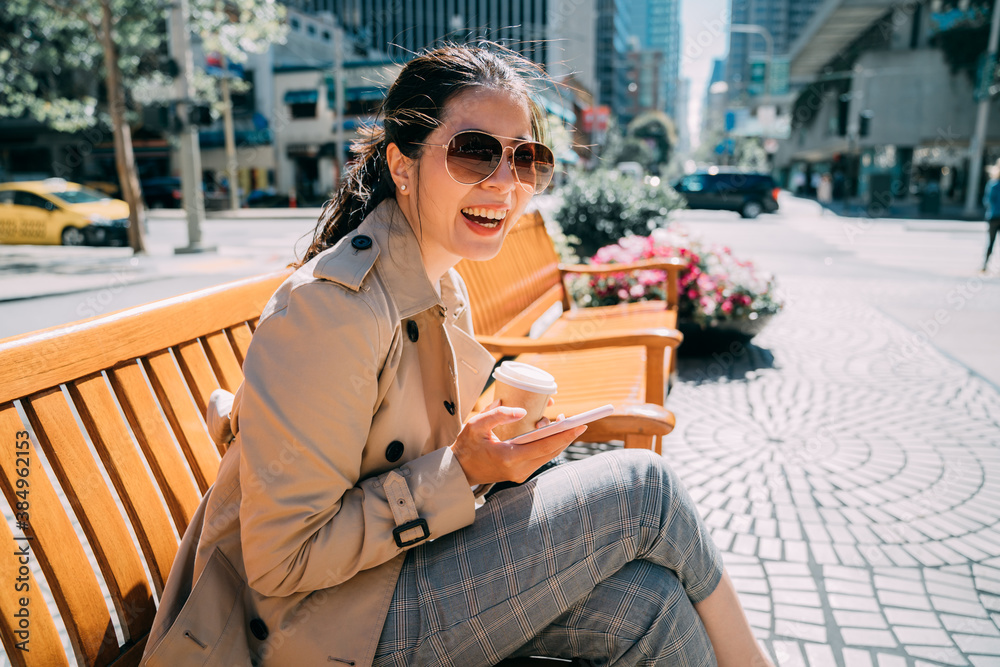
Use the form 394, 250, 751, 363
141, 44, 773, 667
982, 160, 1000, 272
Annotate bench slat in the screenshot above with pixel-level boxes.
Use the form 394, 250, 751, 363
0, 403, 120, 667
174, 340, 221, 421
226, 322, 254, 366
0, 489, 69, 667
0, 271, 290, 406
25, 388, 156, 647
68, 373, 170, 625
106, 635, 146, 667
202, 330, 244, 393
105, 362, 200, 538
143, 351, 220, 492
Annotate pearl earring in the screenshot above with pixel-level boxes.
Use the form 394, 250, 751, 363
400, 184, 407, 192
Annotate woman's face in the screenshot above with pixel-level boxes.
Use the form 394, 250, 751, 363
397, 86, 537, 279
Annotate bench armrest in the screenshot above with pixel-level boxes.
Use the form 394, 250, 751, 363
558, 258, 686, 310
476, 328, 683, 356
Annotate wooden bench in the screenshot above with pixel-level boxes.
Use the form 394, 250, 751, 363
457, 209, 686, 453
0, 270, 289, 666
0, 212, 684, 665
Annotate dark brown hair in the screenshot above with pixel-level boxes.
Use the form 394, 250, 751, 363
294, 42, 547, 267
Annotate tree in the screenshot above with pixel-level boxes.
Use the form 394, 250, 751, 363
0, 0, 285, 252
626, 111, 677, 171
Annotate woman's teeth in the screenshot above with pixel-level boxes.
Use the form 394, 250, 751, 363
461, 207, 507, 228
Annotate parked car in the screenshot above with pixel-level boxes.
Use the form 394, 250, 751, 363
673, 169, 780, 219
0, 178, 130, 246
140, 176, 182, 209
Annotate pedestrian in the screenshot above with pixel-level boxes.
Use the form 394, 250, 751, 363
791, 169, 806, 195
817, 172, 833, 215
140, 43, 773, 667
982, 159, 1000, 273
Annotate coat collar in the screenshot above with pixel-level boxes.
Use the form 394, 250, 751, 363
357, 198, 451, 319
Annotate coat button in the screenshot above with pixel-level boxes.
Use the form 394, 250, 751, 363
407, 320, 419, 342
444, 400, 455, 415
249, 618, 268, 641
385, 440, 404, 462
351, 234, 372, 250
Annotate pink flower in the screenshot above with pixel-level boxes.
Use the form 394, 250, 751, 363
617, 288, 630, 300
686, 289, 698, 299
638, 270, 664, 286
629, 284, 645, 298
721, 301, 733, 314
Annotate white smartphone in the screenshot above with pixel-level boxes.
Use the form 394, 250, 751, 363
507, 404, 615, 445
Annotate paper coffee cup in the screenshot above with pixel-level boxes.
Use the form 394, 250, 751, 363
490, 361, 558, 441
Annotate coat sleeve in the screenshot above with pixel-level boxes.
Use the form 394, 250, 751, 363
237, 281, 476, 598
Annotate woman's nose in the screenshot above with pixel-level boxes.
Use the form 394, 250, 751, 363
484, 147, 518, 192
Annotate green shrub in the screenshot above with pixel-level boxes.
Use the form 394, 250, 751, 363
553, 168, 685, 258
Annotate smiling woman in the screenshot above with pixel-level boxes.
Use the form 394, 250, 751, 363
140, 42, 773, 667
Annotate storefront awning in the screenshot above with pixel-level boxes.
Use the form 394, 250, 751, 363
788, 0, 899, 82
539, 97, 576, 124
283, 89, 318, 105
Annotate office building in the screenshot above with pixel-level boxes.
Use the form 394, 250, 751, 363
627, 0, 681, 119
724, 0, 823, 101
286, 0, 550, 68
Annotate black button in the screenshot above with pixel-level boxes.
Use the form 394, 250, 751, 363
444, 400, 455, 415
249, 618, 268, 641
351, 234, 372, 250
407, 320, 419, 342
385, 440, 405, 462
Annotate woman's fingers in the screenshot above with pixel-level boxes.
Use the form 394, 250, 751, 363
473, 405, 527, 436
508, 425, 587, 481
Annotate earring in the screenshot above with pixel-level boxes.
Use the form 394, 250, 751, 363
399, 184, 407, 192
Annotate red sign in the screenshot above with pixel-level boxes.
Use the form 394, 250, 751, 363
581, 106, 610, 133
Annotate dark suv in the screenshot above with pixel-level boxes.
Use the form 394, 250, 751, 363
673, 170, 779, 219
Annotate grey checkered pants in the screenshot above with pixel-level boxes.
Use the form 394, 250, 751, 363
374, 449, 724, 667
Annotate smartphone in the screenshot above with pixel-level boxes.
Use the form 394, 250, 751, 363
507, 404, 615, 445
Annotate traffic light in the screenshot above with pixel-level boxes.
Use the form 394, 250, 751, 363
188, 104, 212, 127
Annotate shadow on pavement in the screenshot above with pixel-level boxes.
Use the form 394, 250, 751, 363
676, 339, 776, 385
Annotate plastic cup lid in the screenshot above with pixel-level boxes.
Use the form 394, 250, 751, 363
492, 361, 558, 394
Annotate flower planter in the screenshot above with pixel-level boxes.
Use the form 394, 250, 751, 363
676, 313, 775, 357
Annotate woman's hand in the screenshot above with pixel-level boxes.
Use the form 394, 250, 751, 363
450, 399, 585, 487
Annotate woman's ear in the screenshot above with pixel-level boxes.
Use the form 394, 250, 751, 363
385, 142, 413, 194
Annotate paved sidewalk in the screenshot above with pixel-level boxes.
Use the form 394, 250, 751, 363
570, 275, 1000, 666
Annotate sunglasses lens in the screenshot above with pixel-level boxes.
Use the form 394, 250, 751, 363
445, 131, 556, 192
446, 132, 503, 184
513, 142, 555, 193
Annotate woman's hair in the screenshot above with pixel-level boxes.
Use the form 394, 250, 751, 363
295, 42, 548, 266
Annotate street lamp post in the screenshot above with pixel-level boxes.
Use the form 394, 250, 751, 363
964, 0, 1000, 217
168, 0, 215, 253
730, 24, 774, 100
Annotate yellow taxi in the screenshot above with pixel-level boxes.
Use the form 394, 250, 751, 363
0, 178, 131, 246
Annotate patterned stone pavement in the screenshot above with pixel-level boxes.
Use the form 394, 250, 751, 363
569, 273, 1000, 666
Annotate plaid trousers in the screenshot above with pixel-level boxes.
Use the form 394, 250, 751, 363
374, 449, 724, 667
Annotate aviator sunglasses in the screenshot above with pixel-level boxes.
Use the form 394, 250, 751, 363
414, 130, 555, 193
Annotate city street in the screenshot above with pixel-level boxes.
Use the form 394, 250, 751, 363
2, 196, 1000, 666
606, 195, 1000, 666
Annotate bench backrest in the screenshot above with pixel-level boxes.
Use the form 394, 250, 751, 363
455, 210, 565, 340
0, 269, 291, 666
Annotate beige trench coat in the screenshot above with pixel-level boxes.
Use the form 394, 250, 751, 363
140, 198, 498, 667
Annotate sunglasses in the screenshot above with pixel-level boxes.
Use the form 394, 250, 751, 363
414, 130, 555, 193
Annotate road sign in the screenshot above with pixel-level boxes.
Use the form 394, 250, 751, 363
749, 58, 767, 96
768, 57, 790, 96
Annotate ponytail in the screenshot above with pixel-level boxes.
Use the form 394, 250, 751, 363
296, 124, 395, 266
